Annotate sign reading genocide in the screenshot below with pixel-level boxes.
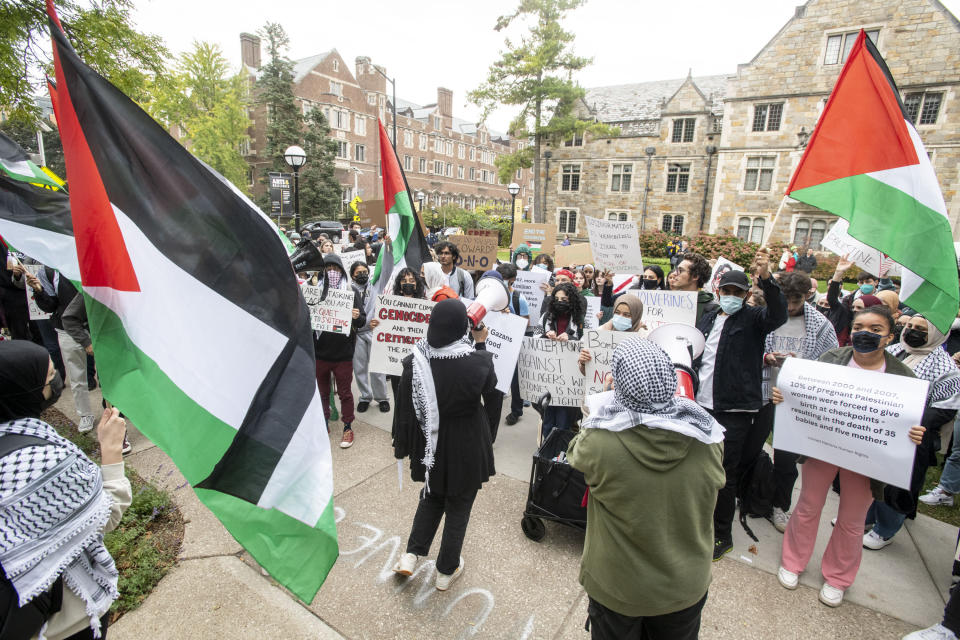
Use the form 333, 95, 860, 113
300, 285, 354, 335
369, 295, 436, 376
24, 265, 51, 320
624, 289, 698, 330
269, 172, 293, 216
773, 358, 928, 489
585, 217, 644, 273
512, 223, 555, 255
476, 310, 529, 394
450, 234, 498, 271
358, 199, 386, 229
582, 330, 641, 396
513, 269, 552, 326
517, 337, 584, 407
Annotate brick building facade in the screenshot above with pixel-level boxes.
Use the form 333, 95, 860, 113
239, 34, 532, 220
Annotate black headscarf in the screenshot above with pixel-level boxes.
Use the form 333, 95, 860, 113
0, 340, 49, 421
427, 299, 468, 348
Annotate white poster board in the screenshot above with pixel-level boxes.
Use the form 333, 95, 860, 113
301, 285, 354, 335
773, 358, 928, 489
513, 269, 551, 325
479, 311, 529, 394
704, 256, 744, 298
582, 330, 642, 396
517, 337, 584, 407
338, 250, 367, 276
582, 297, 602, 330
24, 265, 51, 320
821, 219, 901, 277
369, 295, 436, 376
585, 217, 644, 273
624, 289, 697, 330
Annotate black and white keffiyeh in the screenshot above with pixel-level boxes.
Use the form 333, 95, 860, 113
0, 418, 118, 638
581, 339, 724, 444
888, 342, 960, 409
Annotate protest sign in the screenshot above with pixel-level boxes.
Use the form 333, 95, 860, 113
585, 217, 644, 273
583, 297, 602, 330
582, 329, 642, 396
517, 337, 584, 407
479, 311, 529, 394
773, 358, 928, 489
369, 295, 436, 375
465, 229, 499, 239
24, 265, 51, 320
301, 285, 354, 335
624, 289, 697, 329
450, 234, 498, 271
512, 223, 555, 255
338, 249, 366, 275
555, 242, 593, 267
513, 269, 552, 325
358, 199, 386, 229
703, 256, 744, 298
821, 218, 901, 277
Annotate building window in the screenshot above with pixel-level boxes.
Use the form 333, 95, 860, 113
355, 117, 366, 136
564, 133, 583, 147
333, 110, 349, 130
419, 157, 426, 173
904, 92, 943, 125
561, 164, 581, 191
824, 29, 879, 65
336, 141, 348, 159
458, 144, 465, 159
434, 116, 442, 129
666, 163, 690, 193
661, 215, 685, 234
434, 137, 443, 153
470, 147, 476, 161
238, 138, 250, 156
419, 135, 427, 151
558, 209, 578, 234
671, 118, 695, 143
445, 163, 452, 177
354, 144, 366, 162
403, 131, 413, 147
246, 166, 254, 186
610, 163, 632, 192
367, 94, 377, 106
515, 169, 522, 180
744, 156, 775, 191
607, 211, 630, 222
332, 59, 339, 72
434, 160, 444, 174
737, 217, 766, 244
445, 141, 453, 155
329, 81, 342, 97
481, 169, 489, 183
752, 103, 783, 132
404, 155, 412, 171
470, 167, 476, 180
457, 165, 464, 179
794, 218, 829, 249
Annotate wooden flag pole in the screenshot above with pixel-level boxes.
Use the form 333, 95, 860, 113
761, 195, 790, 249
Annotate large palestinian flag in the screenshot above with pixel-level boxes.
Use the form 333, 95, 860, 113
786, 30, 958, 333
45, 1, 337, 601
371, 119, 431, 285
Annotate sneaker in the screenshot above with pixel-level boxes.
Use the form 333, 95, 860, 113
379, 401, 390, 413
863, 529, 893, 550
505, 413, 519, 426
903, 623, 959, 639
78, 415, 95, 433
356, 401, 370, 413
777, 566, 799, 590
435, 557, 464, 591
712, 538, 733, 562
771, 507, 789, 533
121, 436, 132, 455
920, 486, 955, 507
392, 553, 417, 576
340, 428, 354, 449
819, 582, 844, 607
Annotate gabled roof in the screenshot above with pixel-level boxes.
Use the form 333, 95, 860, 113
391, 97, 504, 139
292, 51, 332, 83
583, 74, 729, 124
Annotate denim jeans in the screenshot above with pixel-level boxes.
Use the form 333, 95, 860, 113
542, 406, 577, 441
939, 420, 960, 494
865, 500, 906, 540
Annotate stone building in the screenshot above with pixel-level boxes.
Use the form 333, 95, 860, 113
709, 0, 960, 246
239, 34, 531, 220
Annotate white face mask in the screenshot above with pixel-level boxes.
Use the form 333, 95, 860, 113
516, 259, 529, 270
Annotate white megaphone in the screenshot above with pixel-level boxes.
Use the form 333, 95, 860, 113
647, 323, 706, 400
466, 270, 510, 329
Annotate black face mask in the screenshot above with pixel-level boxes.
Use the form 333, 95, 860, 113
902, 327, 928, 348
851, 330, 884, 353
40, 372, 64, 411
552, 301, 571, 315
401, 283, 417, 296
642, 279, 658, 290
353, 273, 369, 285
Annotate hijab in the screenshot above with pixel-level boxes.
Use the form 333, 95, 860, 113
0, 340, 50, 421
600, 296, 645, 333
581, 339, 724, 444
422, 262, 448, 301
901, 315, 948, 369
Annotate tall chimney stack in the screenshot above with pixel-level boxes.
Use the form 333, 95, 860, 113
240, 33, 261, 69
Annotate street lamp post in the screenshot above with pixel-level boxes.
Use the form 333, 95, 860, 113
284, 145, 307, 232
416, 190, 426, 227
640, 146, 655, 232
699, 145, 717, 232
372, 66, 397, 151
507, 182, 520, 249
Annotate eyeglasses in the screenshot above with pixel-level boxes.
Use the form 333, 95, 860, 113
437, 251, 453, 256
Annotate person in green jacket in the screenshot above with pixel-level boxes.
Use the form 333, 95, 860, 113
567, 339, 725, 640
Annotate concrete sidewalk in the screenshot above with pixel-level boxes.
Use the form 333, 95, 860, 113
54, 386, 947, 639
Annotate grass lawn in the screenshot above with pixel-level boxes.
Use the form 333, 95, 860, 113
919, 452, 960, 528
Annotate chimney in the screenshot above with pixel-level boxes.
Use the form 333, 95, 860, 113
437, 87, 453, 118
240, 33, 261, 69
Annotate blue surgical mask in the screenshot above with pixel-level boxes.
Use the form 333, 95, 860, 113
719, 295, 744, 315
611, 315, 632, 331
860, 284, 875, 295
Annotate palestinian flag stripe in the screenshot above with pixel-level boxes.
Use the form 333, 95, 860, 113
47, 0, 336, 602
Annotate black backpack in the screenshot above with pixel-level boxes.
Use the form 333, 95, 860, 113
736, 450, 775, 542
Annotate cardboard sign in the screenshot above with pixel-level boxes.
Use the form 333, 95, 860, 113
821, 218, 901, 277
703, 256, 745, 298
24, 265, 51, 320
555, 242, 594, 268
623, 289, 698, 330
513, 269, 552, 326
512, 223, 555, 255
369, 295, 436, 376
478, 311, 529, 394
465, 229, 499, 239
449, 234, 498, 271
585, 217, 644, 273
301, 285, 354, 335
358, 199, 386, 229
583, 297, 602, 330
517, 337, 584, 407
773, 358, 928, 490
582, 330, 642, 396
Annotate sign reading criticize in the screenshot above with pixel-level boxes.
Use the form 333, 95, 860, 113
624, 289, 697, 329
517, 337, 584, 407
477, 310, 529, 394
450, 234, 498, 271
773, 358, 928, 490
301, 285, 354, 335
369, 295, 436, 376
582, 330, 641, 396
585, 217, 644, 273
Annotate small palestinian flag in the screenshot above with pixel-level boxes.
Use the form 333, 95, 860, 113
786, 30, 958, 333
46, 0, 337, 601
371, 119, 431, 285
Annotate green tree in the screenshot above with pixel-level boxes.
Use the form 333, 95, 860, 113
0, 0, 169, 120
299, 108, 343, 221
469, 0, 616, 223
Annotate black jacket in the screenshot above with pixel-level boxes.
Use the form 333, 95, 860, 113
695, 275, 787, 411
312, 254, 366, 362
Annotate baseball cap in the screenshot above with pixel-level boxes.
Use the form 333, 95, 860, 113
718, 270, 750, 291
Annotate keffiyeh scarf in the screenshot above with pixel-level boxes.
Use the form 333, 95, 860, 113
888, 343, 960, 409
0, 418, 118, 638
410, 338, 474, 492
581, 339, 724, 444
